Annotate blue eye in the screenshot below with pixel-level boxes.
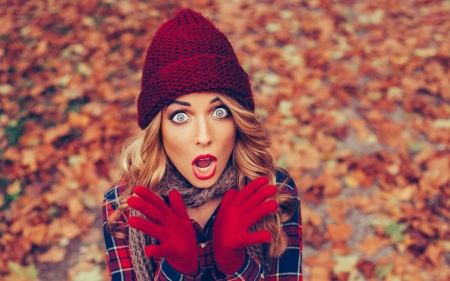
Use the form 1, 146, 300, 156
212, 107, 229, 118
171, 112, 189, 123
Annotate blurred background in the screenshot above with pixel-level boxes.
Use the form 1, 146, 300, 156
1, 0, 450, 280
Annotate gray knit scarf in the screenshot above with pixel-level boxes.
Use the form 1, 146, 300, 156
129, 163, 272, 280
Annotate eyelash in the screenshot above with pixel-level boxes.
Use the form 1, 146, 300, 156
168, 105, 231, 124
213, 105, 230, 116
168, 109, 188, 124
168, 109, 186, 120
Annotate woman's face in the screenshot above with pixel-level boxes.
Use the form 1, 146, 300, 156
161, 93, 236, 188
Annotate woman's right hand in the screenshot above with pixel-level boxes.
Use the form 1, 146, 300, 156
127, 186, 199, 277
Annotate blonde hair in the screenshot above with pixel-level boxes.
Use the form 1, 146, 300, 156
106, 94, 294, 257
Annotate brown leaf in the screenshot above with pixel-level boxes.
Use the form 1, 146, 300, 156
48, 218, 81, 240
22, 224, 48, 246
424, 244, 443, 265
20, 149, 38, 172
344, 169, 370, 189
358, 236, 391, 256
0, 14, 13, 35
34, 40, 48, 56
2, 147, 21, 161
37, 246, 67, 263
301, 205, 323, 227
327, 224, 353, 242
326, 201, 348, 224
68, 197, 84, 219
68, 111, 90, 128
315, 132, 336, 153
8, 218, 30, 234
356, 259, 375, 278
348, 118, 371, 140
391, 185, 416, 201
304, 221, 329, 249
2, 234, 32, 262
80, 0, 100, 14
310, 267, 331, 281
304, 250, 335, 268
321, 175, 342, 196
6, 180, 21, 195
300, 147, 321, 170
43, 124, 71, 144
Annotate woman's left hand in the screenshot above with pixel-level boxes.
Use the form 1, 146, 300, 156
127, 187, 199, 277
212, 176, 278, 274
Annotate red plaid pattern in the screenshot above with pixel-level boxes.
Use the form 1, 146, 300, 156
198, 241, 214, 270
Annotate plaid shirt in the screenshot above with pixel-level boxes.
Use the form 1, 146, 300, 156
103, 170, 302, 280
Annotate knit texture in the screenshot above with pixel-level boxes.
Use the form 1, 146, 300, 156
159, 160, 238, 208
137, 9, 254, 129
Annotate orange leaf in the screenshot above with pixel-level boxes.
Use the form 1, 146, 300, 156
37, 246, 67, 263
22, 224, 48, 246
358, 236, 391, 256
43, 124, 71, 144
424, 244, 443, 265
327, 224, 353, 242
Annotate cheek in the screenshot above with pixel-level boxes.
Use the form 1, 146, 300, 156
219, 123, 237, 154
161, 121, 187, 156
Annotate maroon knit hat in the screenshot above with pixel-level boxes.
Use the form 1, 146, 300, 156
137, 9, 255, 129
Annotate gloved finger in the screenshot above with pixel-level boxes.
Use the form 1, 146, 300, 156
144, 244, 172, 258
127, 196, 165, 225
244, 200, 278, 227
133, 186, 171, 214
128, 216, 166, 241
234, 177, 269, 206
240, 230, 272, 247
220, 188, 238, 210
241, 185, 277, 214
168, 190, 190, 220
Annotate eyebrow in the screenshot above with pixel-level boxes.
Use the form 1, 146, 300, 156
169, 96, 221, 107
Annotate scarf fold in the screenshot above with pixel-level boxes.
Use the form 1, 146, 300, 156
129, 163, 271, 281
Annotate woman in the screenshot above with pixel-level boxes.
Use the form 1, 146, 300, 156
103, 9, 302, 281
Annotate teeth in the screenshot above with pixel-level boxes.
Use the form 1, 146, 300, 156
197, 166, 210, 172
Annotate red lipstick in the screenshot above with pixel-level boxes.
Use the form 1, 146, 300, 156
192, 154, 217, 180
192, 154, 217, 164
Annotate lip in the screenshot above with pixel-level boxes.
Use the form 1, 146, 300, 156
192, 154, 217, 180
192, 154, 217, 165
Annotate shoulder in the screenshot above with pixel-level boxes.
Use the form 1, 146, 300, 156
275, 168, 297, 196
103, 184, 127, 212
104, 185, 119, 200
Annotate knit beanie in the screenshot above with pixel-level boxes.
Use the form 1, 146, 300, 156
137, 9, 255, 129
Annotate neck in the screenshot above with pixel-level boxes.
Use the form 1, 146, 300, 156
186, 196, 223, 229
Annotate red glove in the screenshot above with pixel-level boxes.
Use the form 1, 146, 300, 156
127, 186, 198, 276
213, 176, 278, 274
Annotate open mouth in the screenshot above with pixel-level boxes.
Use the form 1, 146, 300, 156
192, 154, 217, 180
195, 158, 213, 171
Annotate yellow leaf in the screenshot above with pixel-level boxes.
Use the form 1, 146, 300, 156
6, 180, 21, 195
4, 262, 39, 281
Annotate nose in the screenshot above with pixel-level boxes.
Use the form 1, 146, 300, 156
194, 116, 212, 146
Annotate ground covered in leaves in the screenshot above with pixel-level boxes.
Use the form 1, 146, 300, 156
1, 0, 450, 280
